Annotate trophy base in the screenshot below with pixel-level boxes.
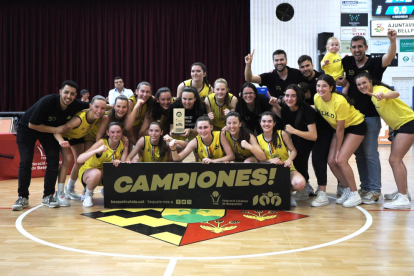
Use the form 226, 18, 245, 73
171, 132, 185, 136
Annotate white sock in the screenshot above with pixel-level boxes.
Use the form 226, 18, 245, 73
86, 188, 94, 196
67, 178, 77, 191
57, 183, 65, 195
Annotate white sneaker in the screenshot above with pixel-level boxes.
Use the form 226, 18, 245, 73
55, 193, 70, 207
64, 186, 81, 200
343, 191, 362, 207
384, 189, 411, 201
384, 193, 411, 209
290, 196, 297, 207
336, 187, 350, 204
293, 189, 309, 201
83, 193, 93, 207
311, 191, 329, 207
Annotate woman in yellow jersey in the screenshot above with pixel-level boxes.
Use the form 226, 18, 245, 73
205, 78, 238, 131
169, 86, 207, 141
256, 112, 306, 207
77, 122, 128, 207
125, 81, 154, 145
355, 72, 414, 209
177, 62, 213, 101
125, 121, 186, 163
53, 95, 107, 206
221, 111, 265, 163
139, 87, 173, 138
95, 95, 129, 141
168, 116, 234, 163
315, 74, 366, 208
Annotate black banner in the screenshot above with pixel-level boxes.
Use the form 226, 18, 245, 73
103, 163, 291, 210
341, 13, 368, 27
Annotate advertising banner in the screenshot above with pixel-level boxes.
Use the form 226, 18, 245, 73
341, 13, 368, 27
103, 163, 291, 210
400, 39, 414, 52
371, 20, 414, 37
341, 0, 369, 13
341, 27, 369, 40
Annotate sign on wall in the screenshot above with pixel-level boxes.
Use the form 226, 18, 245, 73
103, 163, 291, 210
341, 0, 369, 13
400, 39, 414, 52
341, 13, 368, 27
341, 27, 369, 40
371, 20, 414, 37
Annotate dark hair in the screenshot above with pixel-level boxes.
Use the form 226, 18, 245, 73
61, 80, 78, 92
191, 62, 210, 88
285, 84, 306, 129
351, 36, 367, 46
273, 49, 287, 59
260, 111, 281, 147
173, 86, 207, 118
109, 95, 129, 125
318, 74, 354, 105
149, 121, 168, 160
80, 89, 89, 96
297, 55, 313, 66
134, 81, 154, 119
153, 87, 172, 133
114, 76, 122, 82
354, 72, 394, 91
196, 115, 212, 127
298, 82, 309, 94
238, 82, 269, 116
225, 111, 251, 142
108, 121, 123, 131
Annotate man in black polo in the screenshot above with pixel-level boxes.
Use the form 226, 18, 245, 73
297, 55, 322, 106
245, 49, 306, 98
336, 29, 397, 205
12, 80, 90, 211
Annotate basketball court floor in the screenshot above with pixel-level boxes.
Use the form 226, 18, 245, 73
1, 146, 413, 276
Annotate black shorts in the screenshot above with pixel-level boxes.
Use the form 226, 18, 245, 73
344, 121, 367, 136
395, 119, 414, 135
64, 137, 85, 146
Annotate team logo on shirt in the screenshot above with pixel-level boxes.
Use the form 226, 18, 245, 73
48, 116, 56, 121
275, 86, 282, 91
348, 70, 354, 76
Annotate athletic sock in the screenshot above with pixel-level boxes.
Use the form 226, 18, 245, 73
57, 183, 65, 195
86, 188, 94, 196
67, 178, 77, 191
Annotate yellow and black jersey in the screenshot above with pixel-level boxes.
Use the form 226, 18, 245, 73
63, 109, 100, 140
195, 131, 224, 162
183, 79, 211, 102
207, 93, 234, 130
224, 130, 252, 161
141, 136, 168, 162
257, 131, 295, 171
128, 95, 148, 129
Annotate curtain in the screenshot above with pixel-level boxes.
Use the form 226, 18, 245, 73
0, 0, 250, 111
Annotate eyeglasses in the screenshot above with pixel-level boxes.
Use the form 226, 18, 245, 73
243, 92, 254, 96
114, 81, 124, 84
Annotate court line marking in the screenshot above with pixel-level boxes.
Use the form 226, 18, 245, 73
16, 203, 372, 261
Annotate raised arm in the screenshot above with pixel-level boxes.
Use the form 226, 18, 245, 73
244, 49, 262, 84
77, 140, 105, 163
382, 29, 397, 68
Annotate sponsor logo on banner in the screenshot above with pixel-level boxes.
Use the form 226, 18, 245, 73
371, 53, 398, 67
341, 27, 368, 40
103, 163, 291, 210
371, 20, 414, 37
370, 40, 390, 53
341, 0, 369, 13
400, 39, 414, 52
341, 13, 368, 27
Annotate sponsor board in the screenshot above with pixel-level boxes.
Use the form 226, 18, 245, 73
400, 39, 414, 52
103, 163, 291, 210
370, 53, 398, 67
341, 27, 369, 40
371, 20, 414, 37
341, 0, 369, 13
398, 52, 414, 66
341, 13, 368, 27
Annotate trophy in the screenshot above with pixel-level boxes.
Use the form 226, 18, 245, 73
171, 108, 185, 135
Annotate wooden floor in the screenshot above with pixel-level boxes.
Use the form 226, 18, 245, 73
1, 146, 414, 276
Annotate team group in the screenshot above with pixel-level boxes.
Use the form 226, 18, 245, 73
12, 28, 414, 211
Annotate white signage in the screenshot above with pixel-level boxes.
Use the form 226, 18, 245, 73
341, 27, 369, 40
371, 20, 414, 37
398, 53, 414, 67
341, 0, 369, 13
370, 40, 390, 53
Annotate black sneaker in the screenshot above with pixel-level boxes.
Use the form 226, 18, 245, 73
42, 195, 60, 208
12, 197, 29, 211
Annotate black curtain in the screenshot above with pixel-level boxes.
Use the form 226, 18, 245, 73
0, 0, 250, 111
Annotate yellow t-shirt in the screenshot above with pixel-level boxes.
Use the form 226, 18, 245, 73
141, 136, 168, 162
128, 95, 148, 129
183, 79, 211, 102
321, 52, 344, 80
78, 138, 124, 186
372, 85, 414, 130
84, 110, 111, 142
314, 93, 364, 129
195, 131, 224, 162
224, 130, 252, 161
207, 93, 234, 130
63, 109, 100, 140
257, 131, 295, 171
